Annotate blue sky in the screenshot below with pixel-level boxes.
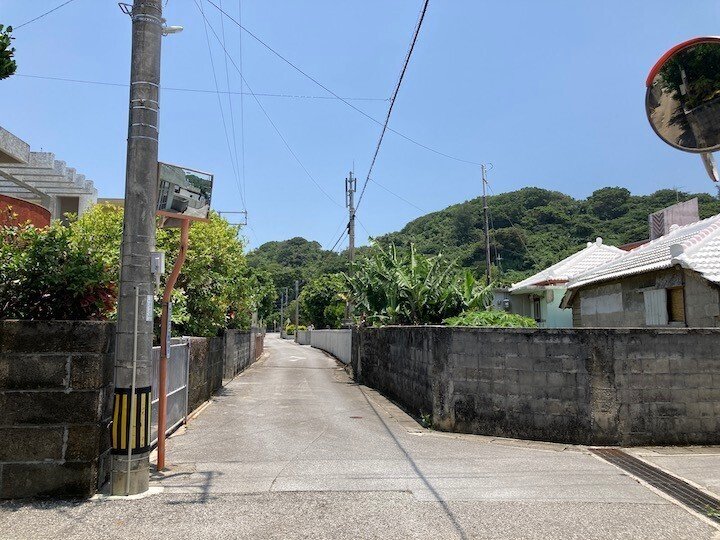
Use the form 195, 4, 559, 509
2, 1, 719, 250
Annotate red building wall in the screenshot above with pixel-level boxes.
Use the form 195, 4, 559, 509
0, 195, 51, 227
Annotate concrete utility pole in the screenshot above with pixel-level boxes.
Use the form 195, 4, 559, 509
345, 172, 356, 321
294, 280, 300, 342
279, 291, 284, 335
112, 0, 163, 496
481, 164, 492, 286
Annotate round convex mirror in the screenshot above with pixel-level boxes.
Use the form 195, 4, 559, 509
646, 37, 720, 153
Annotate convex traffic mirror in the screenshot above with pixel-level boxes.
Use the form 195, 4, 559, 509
646, 37, 720, 153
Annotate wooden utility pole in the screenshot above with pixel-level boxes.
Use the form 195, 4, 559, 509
111, 0, 163, 496
481, 164, 492, 285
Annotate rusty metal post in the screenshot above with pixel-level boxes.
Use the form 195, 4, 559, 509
157, 218, 190, 470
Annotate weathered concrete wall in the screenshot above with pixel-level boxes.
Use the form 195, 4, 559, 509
310, 329, 352, 364
223, 330, 251, 380
296, 329, 311, 345
0, 321, 115, 498
186, 337, 224, 414
572, 267, 720, 327
355, 326, 720, 446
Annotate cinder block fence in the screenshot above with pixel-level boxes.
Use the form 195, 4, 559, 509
0, 321, 264, 499
0, 321, 115, 498
354, 326, 720, 446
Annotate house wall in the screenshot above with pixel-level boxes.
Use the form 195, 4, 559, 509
510, 289, 572, 328
572, 267, 720, 327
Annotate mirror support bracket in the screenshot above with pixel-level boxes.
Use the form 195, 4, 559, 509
701, 153, 719, 183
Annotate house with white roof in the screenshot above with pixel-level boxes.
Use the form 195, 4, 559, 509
508, 238, 625, 327
562, 213, 720, 327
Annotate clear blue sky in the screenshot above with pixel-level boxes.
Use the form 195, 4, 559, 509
2, 1, 719, 250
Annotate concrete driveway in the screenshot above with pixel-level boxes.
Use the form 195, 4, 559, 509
2, 334, 718, 539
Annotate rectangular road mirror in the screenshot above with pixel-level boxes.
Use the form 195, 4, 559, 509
156, 162, 213, 222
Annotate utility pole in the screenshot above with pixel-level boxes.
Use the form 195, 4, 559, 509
279, 291, 284, 335
481, 164, 492, 286
294, 280, 299, 342
111, 0, 163, 496
345, 171, 356, 321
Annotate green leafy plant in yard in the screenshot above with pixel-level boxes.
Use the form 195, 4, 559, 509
0, 221, 116, 320
419, 412, 433, 429
443, 310, 537, 328
345, 242, 493, 325
70, 204, 275, 335
0, 25, 16, 80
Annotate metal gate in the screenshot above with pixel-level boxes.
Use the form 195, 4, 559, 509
150, 341, 190, 447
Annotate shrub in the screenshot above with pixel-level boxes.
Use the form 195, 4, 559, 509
0, 222, 116, 320
443, 310, 537, 328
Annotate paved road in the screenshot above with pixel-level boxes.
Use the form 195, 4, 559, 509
3, 334, 719, 539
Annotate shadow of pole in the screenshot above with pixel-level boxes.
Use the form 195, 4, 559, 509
359, 387, 469, 540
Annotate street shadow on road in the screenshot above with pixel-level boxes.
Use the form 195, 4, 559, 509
359, 388, 470, 540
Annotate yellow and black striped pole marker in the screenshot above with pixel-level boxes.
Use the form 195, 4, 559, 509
111, 386, 152, 455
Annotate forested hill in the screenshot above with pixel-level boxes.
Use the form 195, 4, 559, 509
249, 187, 720, 287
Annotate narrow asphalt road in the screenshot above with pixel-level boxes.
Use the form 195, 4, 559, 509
2, 334, 718, 539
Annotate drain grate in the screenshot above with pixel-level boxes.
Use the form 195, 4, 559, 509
590, 448, 720, 524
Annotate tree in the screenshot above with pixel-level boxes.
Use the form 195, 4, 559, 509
586, 187, 631, 221
299, 273, 347, 329
0, 25, 16, 80
70, 204, 267, 337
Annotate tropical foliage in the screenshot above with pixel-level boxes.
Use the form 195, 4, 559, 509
346, 243, 493, 325
444, 310, 537, 328
0, 218, 116, 320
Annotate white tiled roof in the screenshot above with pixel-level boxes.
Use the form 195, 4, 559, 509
509, 239, 625, 293
568, 214, 720, 289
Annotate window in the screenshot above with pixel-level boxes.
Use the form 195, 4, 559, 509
532, 296, 542, 322
643, 289, 668, 326
667, 287, 686, 324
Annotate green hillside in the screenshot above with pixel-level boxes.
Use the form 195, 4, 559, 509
249, 187, 720, 288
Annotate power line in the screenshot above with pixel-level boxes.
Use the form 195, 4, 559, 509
13, 74, 388, 101
219, 0, 244, 210
197, 0, 246, 209
355, 0, 430, 213
369, 179, 424, 212
206, 0, 481, 167
237, 0, 248, 213
14, 0, 78, 30
330, 228, 348, 252
195, 0, 341, 207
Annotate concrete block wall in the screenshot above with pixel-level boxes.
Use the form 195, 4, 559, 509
296, 329, 311, 345
0, 321, 115, 499
310, 329, 352, 364
355, 326, 720, 446
186, 337, 224, 414
223, 330, 252, 380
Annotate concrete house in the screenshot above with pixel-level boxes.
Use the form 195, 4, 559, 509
0, 126, 97, 224
508, 238, 624, 327
563, 213, 720, 327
